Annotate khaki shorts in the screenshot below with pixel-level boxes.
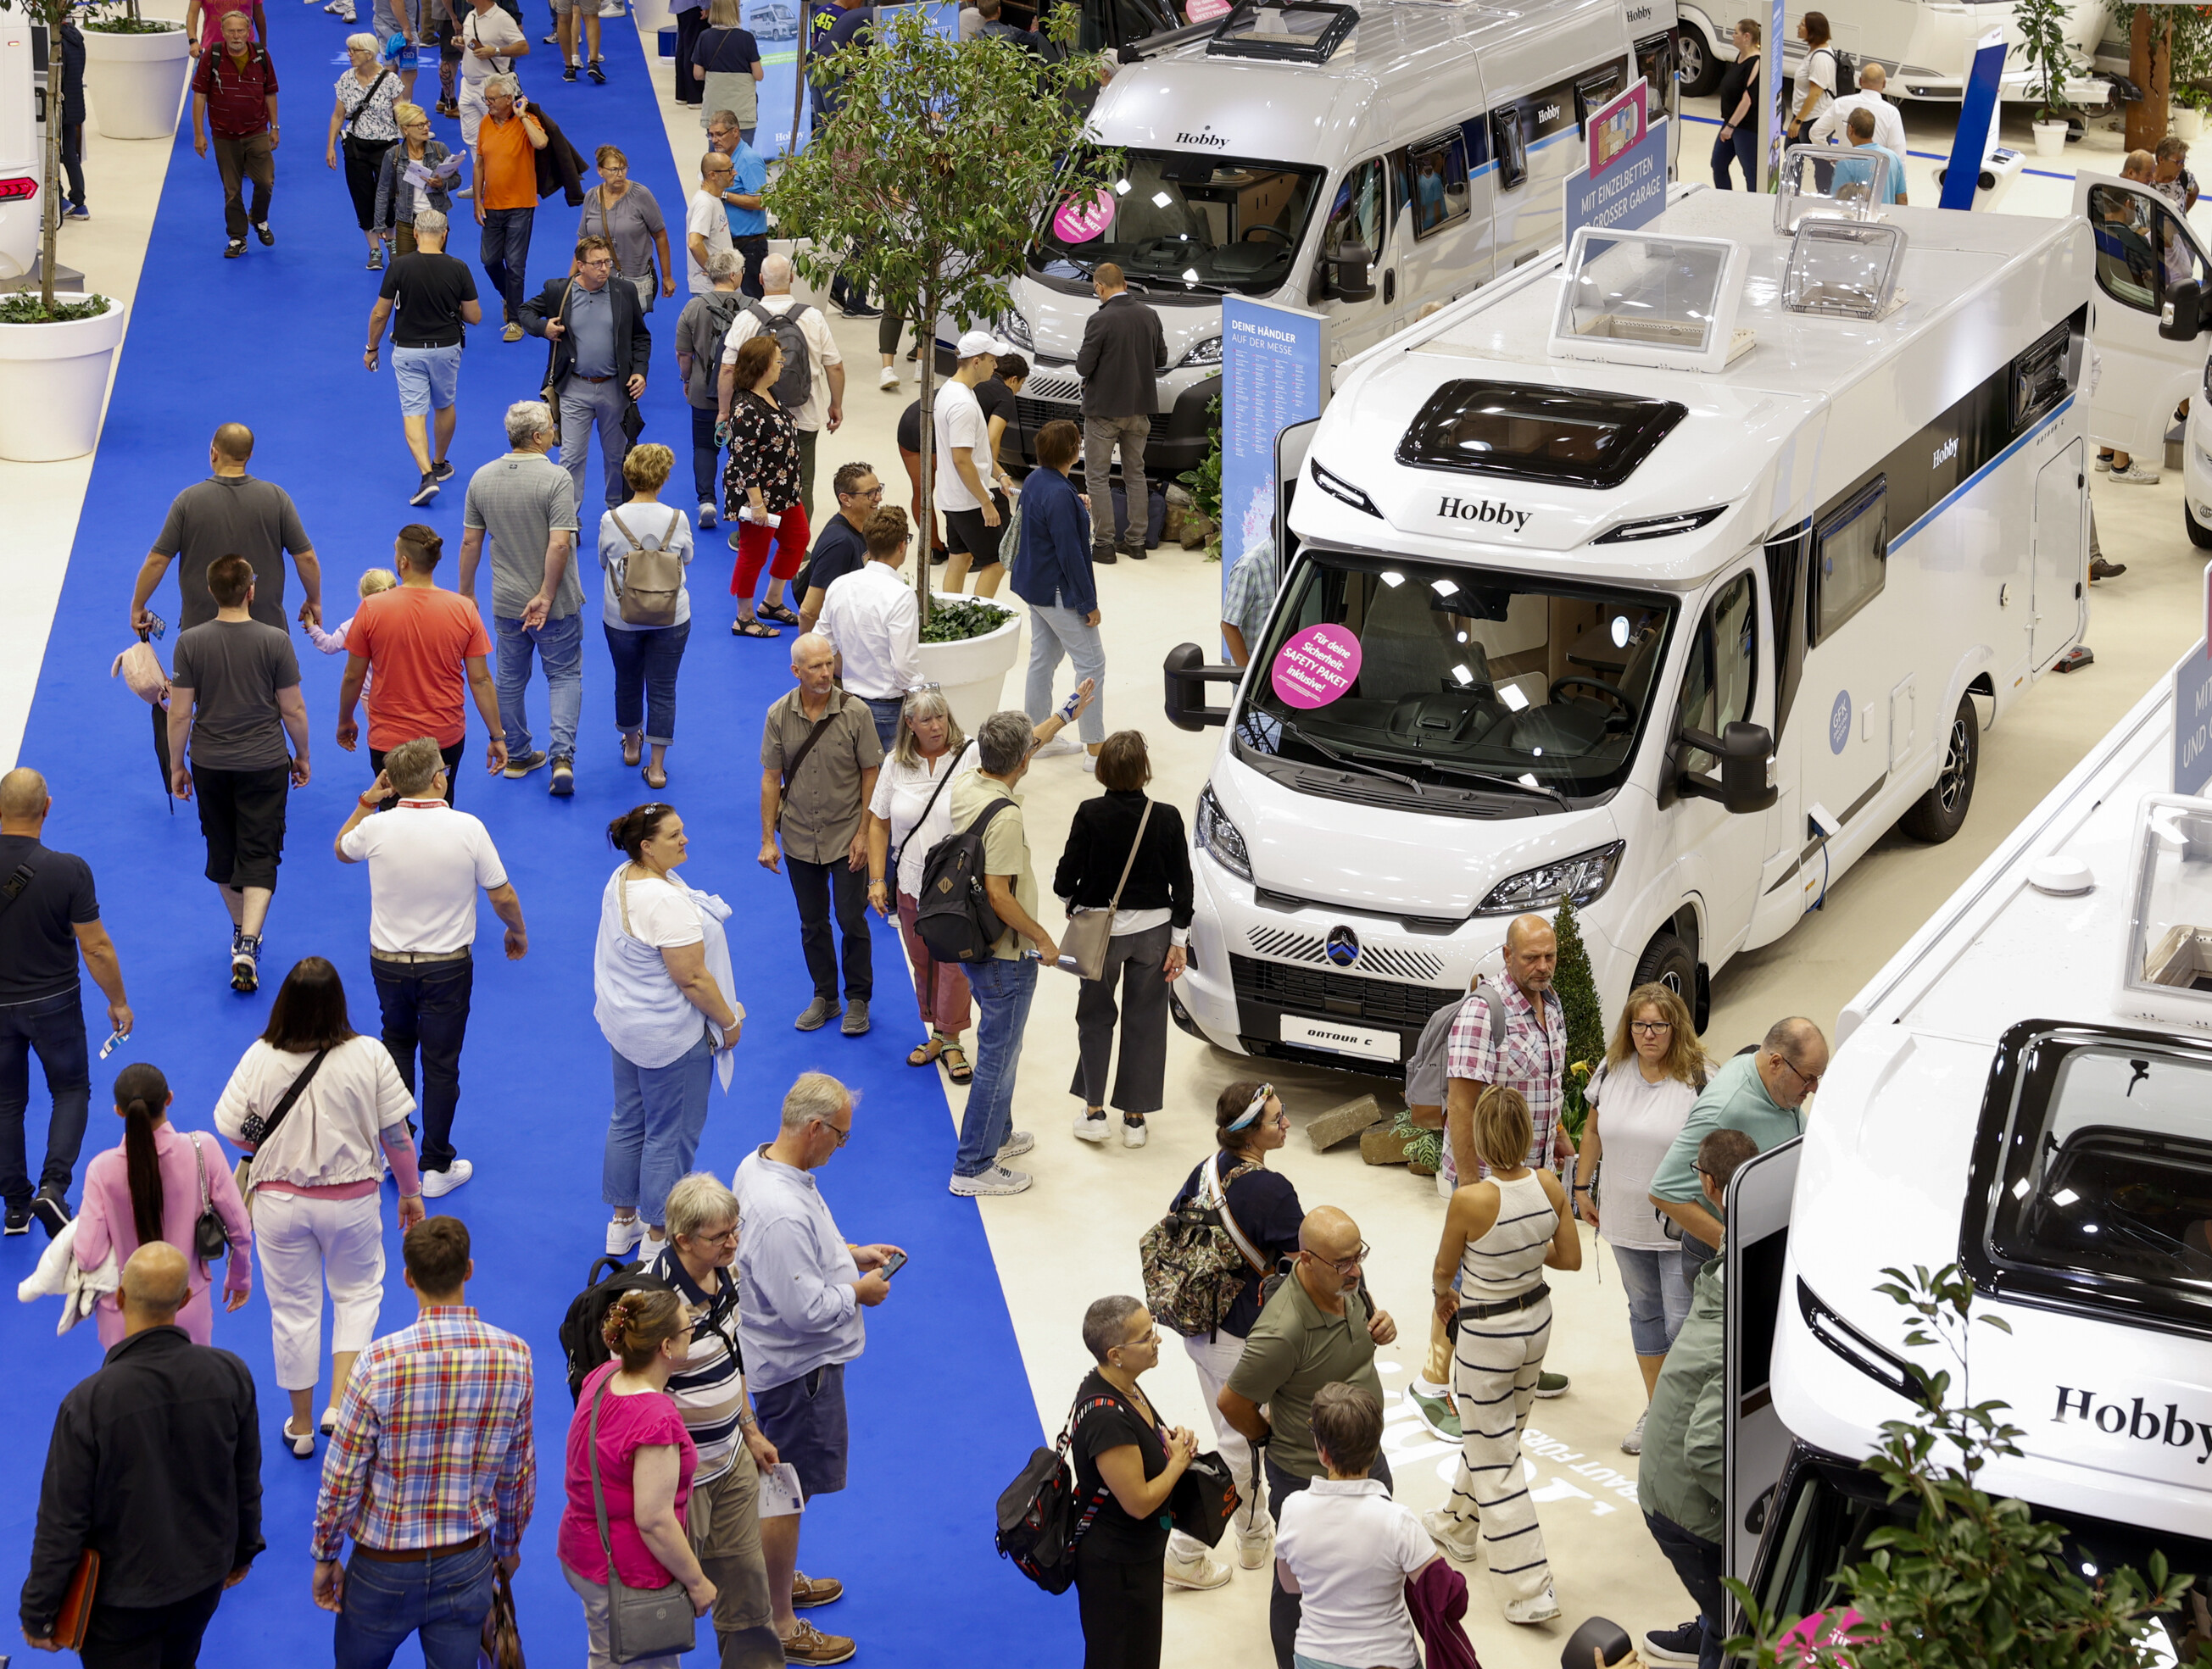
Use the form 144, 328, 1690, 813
685, 1440, 772, 1634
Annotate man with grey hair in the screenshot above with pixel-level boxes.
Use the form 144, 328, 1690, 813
759, 633, 881, 1036
736, 1073, 898, 1664
719, 251, 845, 516
365, 204, 484, 503
676, 248, 747, 524
334, 737, 527, 1197
472, 72, 545, 342
460, 399, 585, 794
946, 709, 1061, 1198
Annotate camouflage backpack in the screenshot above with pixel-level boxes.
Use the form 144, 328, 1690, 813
1139, 1154, 1267, 1338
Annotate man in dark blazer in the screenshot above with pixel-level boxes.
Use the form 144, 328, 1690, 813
521, 233, 653, 511
1073, 260, 1166, 565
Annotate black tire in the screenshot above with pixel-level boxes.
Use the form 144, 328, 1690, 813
1676, 28, 1723, 97
1900, 694, 1978, 843
2188, 499, 2212, 550
1632, 930, 1697, 1005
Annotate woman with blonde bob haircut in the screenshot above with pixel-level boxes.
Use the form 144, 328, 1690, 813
1574, 980, 1708, 1455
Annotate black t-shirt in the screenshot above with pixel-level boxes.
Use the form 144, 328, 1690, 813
692, 23, 761, 72
382, 251, 479, 349
805, 512, 869, 597
975, 375, 1017, 471
1716, 54, 1759, 120
1069, 1370, 1171, 1562
0, 836, 98, 1004
1173, 1154, 1304, 1338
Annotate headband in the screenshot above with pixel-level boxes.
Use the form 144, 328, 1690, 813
1228, 1083, 1275, 1132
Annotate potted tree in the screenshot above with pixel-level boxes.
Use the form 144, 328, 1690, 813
0, 0, 128, 461
767, 7, 1120, 729
81, 0, 190, 142
2013, 0, 2075, 156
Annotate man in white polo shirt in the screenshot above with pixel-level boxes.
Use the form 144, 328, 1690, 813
334, 735, 527, 1197
814, 504, 918, 752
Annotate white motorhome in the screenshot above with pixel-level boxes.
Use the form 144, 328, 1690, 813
0, 16, 39, 283
1724, 654, 2212, 1658
999, 0, 1680, 482
1162, 185, 2092, 1071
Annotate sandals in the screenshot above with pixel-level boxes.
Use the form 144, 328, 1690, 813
759, 600, 801, 626
907, 1038, 944, 1069
733, 617, 781, 638
939, 1041, 972, 1083
641, 764, 667, 790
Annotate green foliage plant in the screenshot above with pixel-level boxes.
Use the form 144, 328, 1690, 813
2014, 0, 2076, 120
917, 597, 1013, 644
1551, 898, 1606, 1143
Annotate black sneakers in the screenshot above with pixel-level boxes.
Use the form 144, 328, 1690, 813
3, 1199, 28, 1236
410, 471, 440, 507
30, 1187, 72, 1238
254, 221, 274, 247
432, 457, 455, 482
231, 932, 261, 993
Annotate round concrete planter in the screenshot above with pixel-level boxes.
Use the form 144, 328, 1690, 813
0, 295, 129, 462
2031, 120, 2068, 159
916, 597, 1022, 735
83, 25, 192, 142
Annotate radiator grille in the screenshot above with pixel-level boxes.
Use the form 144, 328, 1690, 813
1229, 954, 1459, 1030
1244, 926, 1446, 984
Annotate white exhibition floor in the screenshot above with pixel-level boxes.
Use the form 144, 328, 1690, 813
5, 38, 2209, 1666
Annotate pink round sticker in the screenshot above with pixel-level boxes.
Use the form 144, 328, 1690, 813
1272, 624, 1362, 709
1052, 189, 1116, 245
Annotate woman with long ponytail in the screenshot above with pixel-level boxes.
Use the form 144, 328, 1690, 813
73, 1061, 254, 1348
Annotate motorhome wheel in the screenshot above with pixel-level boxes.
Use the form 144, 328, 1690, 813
1632, 930, 1697, 1004
2188, 501, 2212, 550
1674, 26, 1722, 97
1898, 695, 1978, 844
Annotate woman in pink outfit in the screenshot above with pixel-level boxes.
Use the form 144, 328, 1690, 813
73, 1060, 254, 1348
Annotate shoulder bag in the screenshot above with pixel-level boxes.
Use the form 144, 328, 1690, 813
188, 1132, 230, 1265
888, 739, 972, 884
539, 279, 575, 411
340, 68, 393, 163
588, 1375, 698, 1661
606, 505, 686, 626
1059, 801, 1151, 982
231, 1046, 332, 1207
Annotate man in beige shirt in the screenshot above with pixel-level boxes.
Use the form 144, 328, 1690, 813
758, 633, 881, 1037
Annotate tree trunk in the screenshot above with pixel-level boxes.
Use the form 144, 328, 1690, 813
915, 279, 936, 628
790, 4, 809, 157
2128, 8, 2173, 153
42, 26, 62, 312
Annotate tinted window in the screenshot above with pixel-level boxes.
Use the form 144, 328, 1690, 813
1318, 157, 1387, 263
1811, 478, 1885, 645
1397, 381, 1688, 489
1033, 150, 1327, 295
2088, 182, 2203, 313
1406, 135, 1469, 240
1677, 571, 1757, 776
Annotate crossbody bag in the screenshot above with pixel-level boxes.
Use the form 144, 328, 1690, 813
588, 1375, 698, 1661
231, 1047, 332, 1208
888, 740, 972, 885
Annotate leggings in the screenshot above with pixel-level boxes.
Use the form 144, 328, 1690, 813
729, 501, 811, 602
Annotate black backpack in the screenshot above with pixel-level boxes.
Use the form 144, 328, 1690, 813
913, 797, 1013, 963
558, 1254, 672, 1404
996, 1393, 1119, 1594
746, 300, 816, 409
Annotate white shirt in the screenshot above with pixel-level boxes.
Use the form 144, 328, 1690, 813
685, 189, 732, 296
339, 799, 508, 955
721, 297, 842, 431
1275, 1478, 1432, 1669
598, 503, 694, 630
1809, 89, 1907, 158
868, 741, 978, 897
1792, 44, 1836, 127
459, 4, 524, 86
933, 380, 989, 512
212, 1036, 418, 1190
816, 561, 919, 700
593, 864, 715, 1069
1589, 1064, 1700, 1252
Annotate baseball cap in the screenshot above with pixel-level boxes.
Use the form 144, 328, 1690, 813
956, 329, 1011, 359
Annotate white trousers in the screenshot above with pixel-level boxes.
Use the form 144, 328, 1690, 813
1440, 1292, 1553, 1605
255, 1189, 386, 1391
459, 78, 488, 148
1167, 1327, 1269, 1562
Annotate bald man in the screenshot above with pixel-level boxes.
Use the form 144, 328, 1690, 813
0, 768, 131, 1239
1808, 59, 1908, 157
1647, 1015, 1829, 1273
134, 422, 322, 636
22, 1243, 263, 1661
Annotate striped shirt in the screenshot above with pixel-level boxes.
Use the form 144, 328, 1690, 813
1445, 974, 1565, 1178
1458, 1171, 1556, 1303
310, 1306, 538, 1560
646, 1244, 746, 1483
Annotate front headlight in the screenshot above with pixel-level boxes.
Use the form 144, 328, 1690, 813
1001, 309, 1034, 349
1195, 784, 1252, 882
1182, 334, 1223, 368
1477, 842, 1624, 915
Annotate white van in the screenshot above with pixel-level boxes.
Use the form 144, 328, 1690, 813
998, 0, 1681, 482
1163, 185, 2092, 1070
1724, 654, 2212, 1655
0, 17, 40, 283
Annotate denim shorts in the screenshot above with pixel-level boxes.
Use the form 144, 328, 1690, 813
393, 342, 461, 415
752, 1361, 848, 1498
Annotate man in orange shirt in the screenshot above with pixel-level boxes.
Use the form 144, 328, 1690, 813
472, 74, 546, 342
337, 523, 509, 802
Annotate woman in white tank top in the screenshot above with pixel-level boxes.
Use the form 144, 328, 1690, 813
1421, 1085, 1581, 1625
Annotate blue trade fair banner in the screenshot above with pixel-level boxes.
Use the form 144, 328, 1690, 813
1940, 31, 2008, 211
1564, 116, 1669, 242
1220, 296, 1326, 609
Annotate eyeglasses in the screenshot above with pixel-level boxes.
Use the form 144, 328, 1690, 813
843, 485, 885, 501
691, 1225, 738, 1246
581, 257, 615, 270
1117, 1330, 1162, 1352
1771, 1053, 1822, 1093
814, 1118, 852, 1148
1630, 1020, 1673, 1036
1303, 1243, 1368, 1275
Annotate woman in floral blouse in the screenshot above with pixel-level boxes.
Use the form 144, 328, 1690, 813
722, 333, 808, 639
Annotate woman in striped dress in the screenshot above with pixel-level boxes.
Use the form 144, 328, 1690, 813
1421, 1084, 1581, 1625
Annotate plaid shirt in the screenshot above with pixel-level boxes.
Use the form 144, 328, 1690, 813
310, 1306, 537, 1561
1444, 974, 1565, 1182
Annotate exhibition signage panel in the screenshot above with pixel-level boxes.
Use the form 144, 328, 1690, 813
1563, 115, 1669, 242
1220, 294, 1326, 605
1939, 31, 2007, 212
2181, 565, 2212, 797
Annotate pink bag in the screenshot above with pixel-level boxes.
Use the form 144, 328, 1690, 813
111, 642, 170, 709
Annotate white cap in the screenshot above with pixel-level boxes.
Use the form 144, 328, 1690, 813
956, 328, 1010, 360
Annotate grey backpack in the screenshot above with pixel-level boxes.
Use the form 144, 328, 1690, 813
746, 300, 816, 408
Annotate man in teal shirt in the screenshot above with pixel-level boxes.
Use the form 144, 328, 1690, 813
1833, 107, 1907, 206
1646, 1015, 1827, 1268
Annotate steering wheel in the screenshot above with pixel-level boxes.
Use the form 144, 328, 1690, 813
1550, 674, 1639, 722
1241, 224, 1294, 247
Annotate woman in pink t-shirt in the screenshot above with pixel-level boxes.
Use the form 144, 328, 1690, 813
559, 1288, 715, 1667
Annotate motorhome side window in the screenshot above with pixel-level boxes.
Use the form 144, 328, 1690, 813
1810, 478, 1886, 646
1406, 136, 1470, 240
2087, 184, 2204, 314
1675, 572, 1757, 776
1491, 107, 1529, 192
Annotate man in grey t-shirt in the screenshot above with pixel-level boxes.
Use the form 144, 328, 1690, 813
167, 555, 311, 994
131, 421, 323, 635
457, 399, 584, 795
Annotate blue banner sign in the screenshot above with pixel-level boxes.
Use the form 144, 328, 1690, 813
1563, 117, 1669, 243
1220, 295, 1326, 606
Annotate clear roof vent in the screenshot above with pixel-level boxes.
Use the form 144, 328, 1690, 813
1781, 218, 1908, 320
1547, 225, 1751, 374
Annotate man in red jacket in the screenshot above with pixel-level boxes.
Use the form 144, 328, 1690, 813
190, 10, 280, 258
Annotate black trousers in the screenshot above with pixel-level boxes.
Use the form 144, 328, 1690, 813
786, 854, 871, 1001
191, 762, 290, 892
372, 951, 473, 1172
62, 120, 85, 207
674, 3, 705, 102
343, 136, 392, 231
1263, 1449, 1395, 1669
368, 737, 465, 807
80, 1582, 225, 1669
1073, 1539, 1162, 1669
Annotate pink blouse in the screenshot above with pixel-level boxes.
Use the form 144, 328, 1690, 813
74, 1121, 254, 1304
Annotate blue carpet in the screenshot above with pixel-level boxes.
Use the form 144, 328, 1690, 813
0, 15, 1077, 1664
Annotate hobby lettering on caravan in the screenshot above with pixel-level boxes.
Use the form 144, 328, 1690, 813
1437, 495, 1532, 533
2053, 1386, 2212, 1463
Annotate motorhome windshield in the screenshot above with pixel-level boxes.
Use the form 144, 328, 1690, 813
1234, 549, 1675, 804
1034, 151, 1326, 295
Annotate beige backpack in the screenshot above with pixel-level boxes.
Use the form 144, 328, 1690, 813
606, 506, 686, 627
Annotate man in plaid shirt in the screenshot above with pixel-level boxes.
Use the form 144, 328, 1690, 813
310, 1216, 536, 1668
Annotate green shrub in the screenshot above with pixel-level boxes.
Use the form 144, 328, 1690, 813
0, 293, 112, 325
919, 598, 1013, 644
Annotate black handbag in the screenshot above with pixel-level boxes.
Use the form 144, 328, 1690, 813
187, 1133, 229, 1265
1166, 1449, 1240, 1548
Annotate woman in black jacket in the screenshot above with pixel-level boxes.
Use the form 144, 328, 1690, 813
1052, 730, 1193, 1147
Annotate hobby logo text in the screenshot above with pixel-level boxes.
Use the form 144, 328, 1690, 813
1438, 495, 1532, 534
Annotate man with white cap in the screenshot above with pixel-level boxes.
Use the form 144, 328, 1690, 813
718, 252, 845, 518
936, 328, 1018, 598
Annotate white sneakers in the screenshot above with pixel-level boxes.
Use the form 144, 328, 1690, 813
1505, 1587, 1563, 1625
1421, 1508, 1483, 1564
1235, 1517, 1274, 1570
421, 1158, 472, 1198
950, 1164, 1031, 1196
1032, 731, 1084, 759
1123, 1118, 1148, 1149
1162, 1549, 1233, 1590
606, 1214, 646, 1256
997, 1131, 1035, 1161
1621, 1405, 1647, 1455
878, 364, 900, 391
1073, 1110, 1110, 1143
2110, 461, 2162, 485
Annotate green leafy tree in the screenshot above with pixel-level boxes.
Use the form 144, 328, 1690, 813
1551, 898, 1606, 1141
1725, 1264, 2209, 1669
767, 10, 1121, 626
2013, 0, 2077, 119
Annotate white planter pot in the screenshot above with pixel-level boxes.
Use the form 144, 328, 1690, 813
2031, 120, 2069, 159
915, 596, 1022, 735
2176, 106, 2205, 141
0, 295, 129, 462
83, 26, 191, 142
632, 0, 672, 30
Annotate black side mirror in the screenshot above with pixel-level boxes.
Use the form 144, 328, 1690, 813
1332, 239, 1374, 303
1678, 720, 1776, 814
2163, 278, 2203, 342
1162, 642, 1242, 732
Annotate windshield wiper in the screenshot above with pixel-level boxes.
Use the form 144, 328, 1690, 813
1417, 759, 1571, 809
1275, 718, 1426, 798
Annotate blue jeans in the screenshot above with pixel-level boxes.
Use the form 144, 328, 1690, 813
479, 205, 533, 322
861, 694, 902, 752
689, 403, 722, 506
371, 953, 472, 1174
332, 1538, 495, 1669
0, 987, 90, 1206
1613, 1242, 1695, 1356
1023, 601, 1106, 745
604, 1032, 713, 1227
1711, 123, 1757, 188
604, 620, 691, 744
954, 954, 1035, 1177
493, 609, 582, 764
1645, 1510, 1725, 1669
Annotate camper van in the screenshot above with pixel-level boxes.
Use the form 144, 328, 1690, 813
999, 0, 1681, 481
0, 16, 38, 284
1162, 185, 2093, 1071
1724, 655, 2212, 1660
1674, 0, 2109, 103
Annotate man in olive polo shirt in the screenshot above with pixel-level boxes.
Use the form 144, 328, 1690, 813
1218, 1204, 1398, 1669
1647, 1015, 1828, 1271
759, 633, 880, 1038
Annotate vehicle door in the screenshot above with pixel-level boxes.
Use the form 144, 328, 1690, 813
1793, 472, 1903, 865
1724, 1135, 1802, 1588
2073, 173, 2212, 459
1309, 155, 1399, 369
2031, 438, 2087, 672
1390, 126, 1496, 322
